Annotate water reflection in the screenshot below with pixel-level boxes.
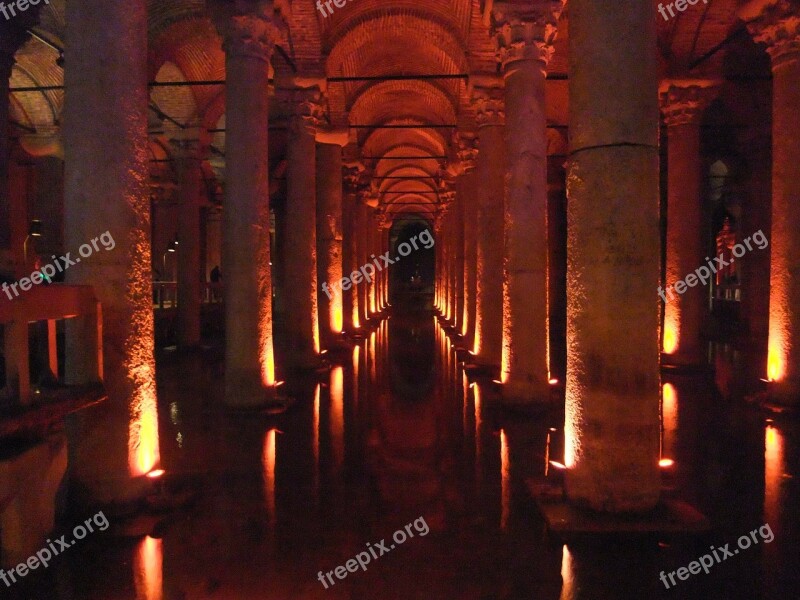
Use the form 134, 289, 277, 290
263, 428, 277, 528
134, 536, 163, 600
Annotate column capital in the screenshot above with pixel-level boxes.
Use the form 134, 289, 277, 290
742, 0, 800, 66
281, 86, 326, 135
168, 126, 212, 161
454, 131, 479, 174
490, 1, 565, 68
211, 1, 287, 63
470, 84, 505, 127
343, 162, 366, 192
659, 81, 719, 127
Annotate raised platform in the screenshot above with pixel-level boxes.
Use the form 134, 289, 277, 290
528, 480, 710, 539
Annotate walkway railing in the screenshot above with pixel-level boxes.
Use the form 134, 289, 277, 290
153, 281, 224, 309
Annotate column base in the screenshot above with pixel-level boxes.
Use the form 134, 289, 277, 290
660, 352, 712, 375
753, 379, 800, 414
528, 479, 709, 538
224, 372, 289, 412
500, 379, 554, 408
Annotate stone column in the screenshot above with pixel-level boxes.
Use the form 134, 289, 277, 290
453, 192, 464, 329
285, 86, 323, 368
745, 1, 800, 404
174, 132, 207, 349
493, 2, 563, 403
659, 83, 717, 366
471, 81, 505, 368
565, 0, 661, 512
0, 53, 13, 251
456, 133, 479, 340
316, 131, 347, 348
212, 3, 283, 403
356, 195, 371, 327
63, 0, 160, 503
0, 18, 36, 251
342, 168, 362, 331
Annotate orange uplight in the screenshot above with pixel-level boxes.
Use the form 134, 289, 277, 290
134, 536, 163, 600
658, 458, 675, 468
146, 469, 165, 479
549, 378, 559, 385
549, 460, 567, 470
662, 323, 678, 355
130, 371, 161, 477
767, 344, 784, 382
261, 337, 276, 387
332, 306, 344, 335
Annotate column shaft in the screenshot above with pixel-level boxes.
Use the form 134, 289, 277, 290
220, 20, 277, 402
285, 111, 320, 368
501, 57, 550, 402
316, 143, 344, 347
473, 119, 505, 367
63, 0, 159, 502
565, 0, 660, 512
177, 156, 202, 348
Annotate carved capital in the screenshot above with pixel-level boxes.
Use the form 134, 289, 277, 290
745, 0, 800, 66
659, 82, 719, 127
471, 86, 505, 127
454, 131, 479, 173
283, 87, 326, 135
211, 2, 286, 62
491, 1, 565, 68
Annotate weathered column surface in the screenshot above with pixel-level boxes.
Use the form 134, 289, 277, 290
285, 87, 323, 368
456, 134, 479, 341
471, 82, 505, 369
565, 0, 660, 512
494, 2, 563, 403
745, 0, 800, 404
63, 0, 160, 503
213, 4, 282, 404
316, 133, 347, 348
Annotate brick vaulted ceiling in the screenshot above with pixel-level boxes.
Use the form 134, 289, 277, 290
7, 0, 772, 223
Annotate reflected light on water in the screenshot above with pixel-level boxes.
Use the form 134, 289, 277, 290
765, 424, 784, 525
330, 367, 345, 470
559, 544, 575, 600
500, 429, 510, 530
134, 536, 163, 600
263, 428, 277, 527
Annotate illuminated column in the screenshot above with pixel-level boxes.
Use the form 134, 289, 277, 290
444, 189, 458, 325
342, 168, 361, 331
745, 1, 800, 403
471, 81, 505, 367
452, 188, 465, 331
659, 83, 717, 366
356, 195, 371, 325
212, 4, 282, 403
284, 87, 323, 367
565, 0, 660, 511
174, 132, 207, 348
316, 132, 347, 347
63, 0, 160, 502
493, 2, 563, 403
456, 133, 479, 340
